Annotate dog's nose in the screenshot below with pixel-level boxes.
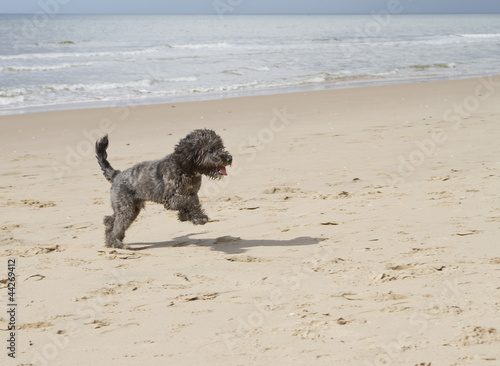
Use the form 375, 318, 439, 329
226, 155, 233, 164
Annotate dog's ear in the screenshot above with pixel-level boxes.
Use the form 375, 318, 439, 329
174, 134, 198, 167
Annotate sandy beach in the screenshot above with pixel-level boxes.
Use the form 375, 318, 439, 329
1, 76, 500, 365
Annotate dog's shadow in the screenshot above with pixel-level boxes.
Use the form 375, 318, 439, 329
128, 233, 322, 255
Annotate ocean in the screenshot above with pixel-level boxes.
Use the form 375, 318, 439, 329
1, 14, 499, 115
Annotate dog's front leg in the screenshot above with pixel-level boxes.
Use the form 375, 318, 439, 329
183, 194, 208, 225
167, 194, 208, 225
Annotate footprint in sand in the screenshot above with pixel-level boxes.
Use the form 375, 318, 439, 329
177, 292, 220, 302
97, 250, 142, 260
86, 319, 111, 329
374, 262, 448, 283
13, 199, 56, 208
2, 245, 63, 257
0, 224, 22, 231
263, 187, 302, 195
18, 321, 54, 330
226, 255, 270, 263
71, 280, 143, 304
451, 326, 499, 347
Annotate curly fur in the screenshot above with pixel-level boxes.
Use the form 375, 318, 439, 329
95, 129, 232, 248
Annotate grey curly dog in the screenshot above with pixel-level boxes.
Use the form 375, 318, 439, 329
95, 129, 232, 248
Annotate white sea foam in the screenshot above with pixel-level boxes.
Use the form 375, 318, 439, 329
171, 42, 231, 49
0, 88, 26, 106
39, 80, 151, 92
0, 88, 26, 97
5, 62, 92, 72
458, 33, 500, 39
167, 76, 199, 82
0, 96, 24, 106
0, 48, 158, 61
246, 66, 270, 72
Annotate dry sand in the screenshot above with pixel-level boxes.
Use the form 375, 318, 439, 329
1, 77, 500, 365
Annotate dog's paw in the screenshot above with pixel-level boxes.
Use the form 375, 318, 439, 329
178, 211, 189, 222
106, 240, 125, 249
192, 216, 209, 225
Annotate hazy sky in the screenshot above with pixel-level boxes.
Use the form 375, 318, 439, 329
1, 0, 499, 14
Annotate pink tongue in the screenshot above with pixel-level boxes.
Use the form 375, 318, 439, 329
219, 166, 227, 176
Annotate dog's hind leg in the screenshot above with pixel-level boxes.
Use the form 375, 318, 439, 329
104, 215, 115, 247
106, 199, 144, 248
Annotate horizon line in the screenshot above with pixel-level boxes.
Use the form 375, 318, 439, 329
1, 12, 499, 16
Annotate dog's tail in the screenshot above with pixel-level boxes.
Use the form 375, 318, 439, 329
95, 135, 120, 183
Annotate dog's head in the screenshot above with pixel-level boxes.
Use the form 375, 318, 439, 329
175, 129, 232, 179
